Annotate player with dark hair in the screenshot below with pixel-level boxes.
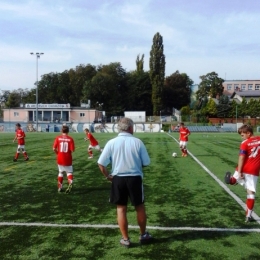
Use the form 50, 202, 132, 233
84, 128, 102, 159
13, 123, 29, 162
225, 124, 260, 222
179, 122, 190, 157
53, 125, 75, 193
98, 117, 152, 247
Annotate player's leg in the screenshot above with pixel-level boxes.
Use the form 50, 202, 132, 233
245, 192, 255, 222
179, 141, 185, 156
14, 145, 21, 161
65, 166, 73, 194
21, 146, 29, 161
183, 143, 188, 157
244, 175, 258, 222
95, 145, 103, 153
88, 145, 93, 159
57, 171, 64, 192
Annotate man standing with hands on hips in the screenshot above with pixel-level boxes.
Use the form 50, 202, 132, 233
97, 117, 152, 247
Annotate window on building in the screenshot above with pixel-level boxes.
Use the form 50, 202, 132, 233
248, 84, 253, 90
234, 84, 239, 91
227, 84, 232, 90
255, 84, 260, 90
14, 112, 19, 117
241, 84, 246, 90
80, 113, 85, 117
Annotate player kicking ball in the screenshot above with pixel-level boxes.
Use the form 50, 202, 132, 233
84, 128, 103, 159
224, 124, 260, 222
179, 122, 190, 157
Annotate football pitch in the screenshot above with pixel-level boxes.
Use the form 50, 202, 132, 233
1, 131, 260, 260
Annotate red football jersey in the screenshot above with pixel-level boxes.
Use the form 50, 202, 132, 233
236, 136, 260, 176
87, 132, 98, 146
53, 134, 75, 166
179, 127, 190, 141
15, 129, 26, 145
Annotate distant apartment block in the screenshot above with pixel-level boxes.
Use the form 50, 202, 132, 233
223, 80, 260, 94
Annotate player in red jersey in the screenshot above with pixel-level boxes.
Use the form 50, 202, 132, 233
225, 124, 260, 222
84, 128, 103, 159
179, 122, 190, 157
53, 125, 75, 193
13, 123, 29, 162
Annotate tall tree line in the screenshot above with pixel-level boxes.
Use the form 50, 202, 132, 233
2, 32, 194, 117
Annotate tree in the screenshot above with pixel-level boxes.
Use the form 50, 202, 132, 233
5, 91, 21, 108
205, 98, 218, 117
240, 98, 248, 119
136, 54, 144, 73
217, 95, 230, 118
196, 72, 224, 100
82, 62, 127, 116
162, 71, 192, 111
247, 98, 260, 118
149, 32, 165, 115
126, 71, 152, 114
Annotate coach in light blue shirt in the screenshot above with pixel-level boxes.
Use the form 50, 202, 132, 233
98, 117, 152, 247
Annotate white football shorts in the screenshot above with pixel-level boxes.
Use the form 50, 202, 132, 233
58, 165, 73, 174
179, 141, 188, 147
17, 145, 25, 152
89, 144, 101, 150
233, 171, 258, 193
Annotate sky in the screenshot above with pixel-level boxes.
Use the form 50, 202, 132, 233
1, 0, 260, 92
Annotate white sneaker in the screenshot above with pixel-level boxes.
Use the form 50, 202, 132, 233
88, 156, 93, 159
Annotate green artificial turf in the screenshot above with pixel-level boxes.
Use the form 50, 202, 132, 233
0, 132, 260, 260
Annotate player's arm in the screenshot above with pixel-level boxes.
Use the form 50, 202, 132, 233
237, 152, 246, 178
13, 133, 18, 142
53, 146, 58, 154
53, 139, 58, 154
185, 130, 190, 137
98, 164, 112, 182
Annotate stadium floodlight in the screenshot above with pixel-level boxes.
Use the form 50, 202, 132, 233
30, 52, 44, 132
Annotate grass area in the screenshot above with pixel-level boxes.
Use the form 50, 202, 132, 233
0, 131, 260, 260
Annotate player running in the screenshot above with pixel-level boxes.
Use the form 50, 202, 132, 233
84, 128, 103, 159
13, 123, 29, 162
179, 122, 190, 157
225, 124, 260, 222
53, 125, 75, 193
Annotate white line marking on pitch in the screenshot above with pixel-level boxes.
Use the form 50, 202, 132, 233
0, 222, 259, 232
167, 133, 260, 225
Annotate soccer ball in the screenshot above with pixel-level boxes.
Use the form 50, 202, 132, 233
172, 152, 177, 157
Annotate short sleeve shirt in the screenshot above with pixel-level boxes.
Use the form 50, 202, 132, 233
97, 132, 150, 178
236, 136, 260, 176
53, 134, 75, 166
179, 127, 190, 141
16, 129, 26, 145
87, 132, 99, 146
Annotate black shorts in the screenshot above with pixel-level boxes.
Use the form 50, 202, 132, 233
110, 176, 144, 206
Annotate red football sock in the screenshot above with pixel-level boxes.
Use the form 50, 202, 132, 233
15, 152, 19, 159
246, 195, 255, 217
67, 174, 73, 184
23, 152, 28, 158
58, 174, 63, 189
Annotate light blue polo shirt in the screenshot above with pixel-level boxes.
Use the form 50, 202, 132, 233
97, 132, 150, 178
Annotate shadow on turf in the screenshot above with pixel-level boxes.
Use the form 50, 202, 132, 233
62, 186, 110, 195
